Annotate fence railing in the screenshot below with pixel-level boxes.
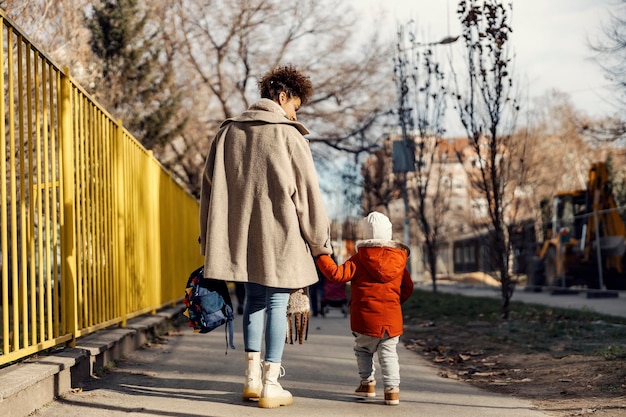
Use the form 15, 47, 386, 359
0, 10, 203, 367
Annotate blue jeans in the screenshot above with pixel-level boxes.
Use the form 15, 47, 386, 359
243, 283, 290, 363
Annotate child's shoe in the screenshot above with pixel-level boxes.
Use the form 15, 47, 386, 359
354, 380, 376, 397
384, 387, 399, 405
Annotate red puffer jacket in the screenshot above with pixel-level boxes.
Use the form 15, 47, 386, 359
316, 240, 414, 338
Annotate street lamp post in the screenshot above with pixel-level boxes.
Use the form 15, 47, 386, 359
415, 35, 459, 47
392, 140, 414, 245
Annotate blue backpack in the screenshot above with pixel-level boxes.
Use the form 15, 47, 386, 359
183, 266, 235, 352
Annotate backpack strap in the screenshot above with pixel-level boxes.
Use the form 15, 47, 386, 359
226, 319, 236, 352
222, 304, 236, 354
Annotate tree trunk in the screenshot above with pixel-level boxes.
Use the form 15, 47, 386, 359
428, 247, 438, 299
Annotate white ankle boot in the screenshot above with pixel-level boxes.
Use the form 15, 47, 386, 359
242, 352, 262, 400
258, 361, 293, 408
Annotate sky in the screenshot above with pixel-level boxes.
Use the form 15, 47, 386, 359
352, 0, 619, 122
326, 0, 620, 218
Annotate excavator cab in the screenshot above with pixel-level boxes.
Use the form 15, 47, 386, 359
534, 162, 626, 290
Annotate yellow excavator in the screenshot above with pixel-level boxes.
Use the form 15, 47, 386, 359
534, 162, 626, 290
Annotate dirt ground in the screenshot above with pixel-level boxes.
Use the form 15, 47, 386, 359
403, 320, 626, 417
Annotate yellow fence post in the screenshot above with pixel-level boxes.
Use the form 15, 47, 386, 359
115, 121, 128, 327
147, 152, 161, 315
0, 16, 9, 356
59, 68, 78, 345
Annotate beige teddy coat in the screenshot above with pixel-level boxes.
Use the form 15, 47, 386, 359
199, 99, 332, 289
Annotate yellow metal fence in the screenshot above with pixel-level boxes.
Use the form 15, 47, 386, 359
0, 11, 203, 366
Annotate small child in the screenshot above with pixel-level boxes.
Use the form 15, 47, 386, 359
315, 211, 413, 405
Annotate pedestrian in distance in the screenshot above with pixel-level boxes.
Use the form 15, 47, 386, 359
199, 65, 333, 409
315, 211, 414, 405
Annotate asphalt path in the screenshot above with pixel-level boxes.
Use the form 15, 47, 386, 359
30, 304, 551, 417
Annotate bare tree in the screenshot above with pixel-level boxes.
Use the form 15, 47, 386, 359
580, 0, 626, 143
170, 0, 395, 196
590, 0, 625, 141
526, 90, 599, 196
0, 0, 96, 84
361, 139, 403, 215
451, 0, 520, 318
393, 22, 451, 296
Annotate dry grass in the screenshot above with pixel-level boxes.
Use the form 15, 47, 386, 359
402, 289, 626, 417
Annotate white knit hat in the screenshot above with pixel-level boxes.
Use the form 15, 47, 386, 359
361, 211, 392, 241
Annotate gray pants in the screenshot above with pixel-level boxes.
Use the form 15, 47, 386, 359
353, 332, 400, 389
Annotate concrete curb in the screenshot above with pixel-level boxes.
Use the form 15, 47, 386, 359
0, 305, 183, 417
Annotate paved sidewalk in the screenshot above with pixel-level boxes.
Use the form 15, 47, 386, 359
435, 283, 626, 318
30, 311, 550, 417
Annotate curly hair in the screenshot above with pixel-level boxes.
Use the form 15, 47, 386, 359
258, 65, 314, 105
